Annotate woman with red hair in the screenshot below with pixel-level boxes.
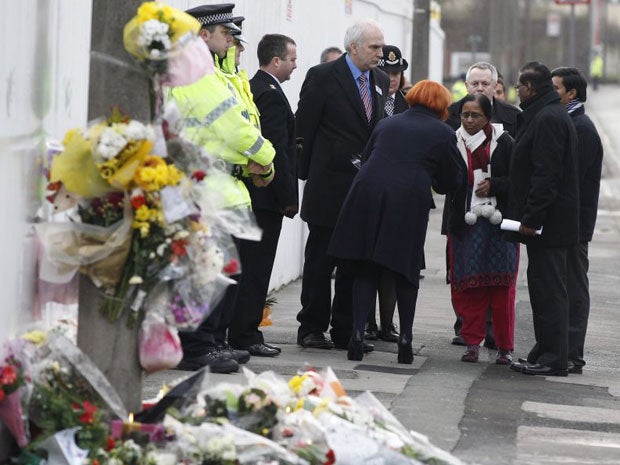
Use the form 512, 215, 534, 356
328, 80, 462, 363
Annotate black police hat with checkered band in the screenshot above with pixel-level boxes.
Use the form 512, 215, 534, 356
185, 3, 241, 32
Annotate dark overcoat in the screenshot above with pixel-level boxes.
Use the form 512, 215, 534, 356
393, 89, 409, 114
506, 90, 579, 248
247, 70, 297, 213
570, 106, 603, 242
328, 106, 462, 285
296, 54, 390, 227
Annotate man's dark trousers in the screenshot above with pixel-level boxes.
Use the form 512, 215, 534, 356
297, 223, 354, 344
567, 242, 589, 367
525, 245, 569, 370
228, 209, 283, 347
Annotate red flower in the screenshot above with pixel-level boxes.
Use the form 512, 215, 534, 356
191, 170, 206, 181
223, 258, 239, 274
324, 449, 336, 465
171, 239, 188, 257
131, 195, 147, 210
78, 400, 98, 424
105, 436, 116, 451
0, 365, 17, 385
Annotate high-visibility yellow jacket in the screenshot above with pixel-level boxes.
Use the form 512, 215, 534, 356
590, 55, 603, 78
220, 47, 261, 131
169, 51, 275, 208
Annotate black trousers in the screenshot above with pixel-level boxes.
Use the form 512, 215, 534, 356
179, 271, 240, 358
296, 223, 354, 344
567, 242, 590, 367
525, 245, 570, 370
228, 209, 283, 348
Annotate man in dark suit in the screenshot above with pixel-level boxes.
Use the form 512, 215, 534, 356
444, 61, 521, 348
551, 66, 603, 374
508, 62, 579, 377
295, 19, 390, 350
228, 34, 299, 357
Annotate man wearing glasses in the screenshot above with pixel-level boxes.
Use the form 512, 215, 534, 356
444, 61, 521, 348
447, 61, 520, 137
507, 62, 579, 377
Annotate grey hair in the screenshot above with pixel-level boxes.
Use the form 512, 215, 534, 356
344, 19, 383, 53
466, 61, 498, 83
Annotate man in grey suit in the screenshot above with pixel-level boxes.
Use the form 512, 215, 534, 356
295, 19, 390, 350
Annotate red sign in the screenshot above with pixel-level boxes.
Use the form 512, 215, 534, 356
554, 0, 590, 4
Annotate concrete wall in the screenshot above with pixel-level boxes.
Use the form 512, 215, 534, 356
0, 0, 444, 347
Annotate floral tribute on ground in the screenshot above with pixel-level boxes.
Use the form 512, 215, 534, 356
2, 332, 468, 465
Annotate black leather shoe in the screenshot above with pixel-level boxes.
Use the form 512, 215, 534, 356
218, 345, 250, 364
298, 333, 334, 349
176, 351, 239, 373
241, 343, 279, 357
263, 342, 281, 353
451, 335, 466, 346
510, 361, 527, 373
568, 362, 583, 374
378, 325, 399, 343
522, 364, 568, 377
335, 340, 374, 353
365, 328, 379, 341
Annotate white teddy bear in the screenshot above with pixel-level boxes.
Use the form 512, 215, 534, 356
464, 167, 503, 226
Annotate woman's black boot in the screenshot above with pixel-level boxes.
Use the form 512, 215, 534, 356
347, 331, 365, 361
397, 337, 414, 364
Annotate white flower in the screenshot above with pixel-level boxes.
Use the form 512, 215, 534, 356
128, 276, 143, 285
97, 127, 127, 160
138, 19, 171, 53
145, 451, 177, 465
124, 120, 149, 140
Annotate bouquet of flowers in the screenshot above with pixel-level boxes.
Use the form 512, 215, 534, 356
39, 109, 236, 327
0, 342, 30, 448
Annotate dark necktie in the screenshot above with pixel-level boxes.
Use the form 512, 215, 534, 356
358, 74, 373, 123
385, 95, 395, 116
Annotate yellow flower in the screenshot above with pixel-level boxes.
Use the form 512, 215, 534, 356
135, 205, 151, 222
137, 2, 174, 24
21, 330, 47, 346
288, 374, 306, 393
140, 223, 150, 238
294, 399, 305, 411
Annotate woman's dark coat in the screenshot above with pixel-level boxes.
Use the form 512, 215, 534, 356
443, 129, 514, 236
328, 106, 462, 285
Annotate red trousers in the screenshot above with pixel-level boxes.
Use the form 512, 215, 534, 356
451, 285, 516, 351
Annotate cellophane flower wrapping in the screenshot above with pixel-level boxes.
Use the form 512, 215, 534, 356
28, 333, 127, 453
138, 311, 182, 373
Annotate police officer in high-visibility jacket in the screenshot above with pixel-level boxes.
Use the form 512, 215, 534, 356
171, 5, 275, 211
170, 4, 275, 374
